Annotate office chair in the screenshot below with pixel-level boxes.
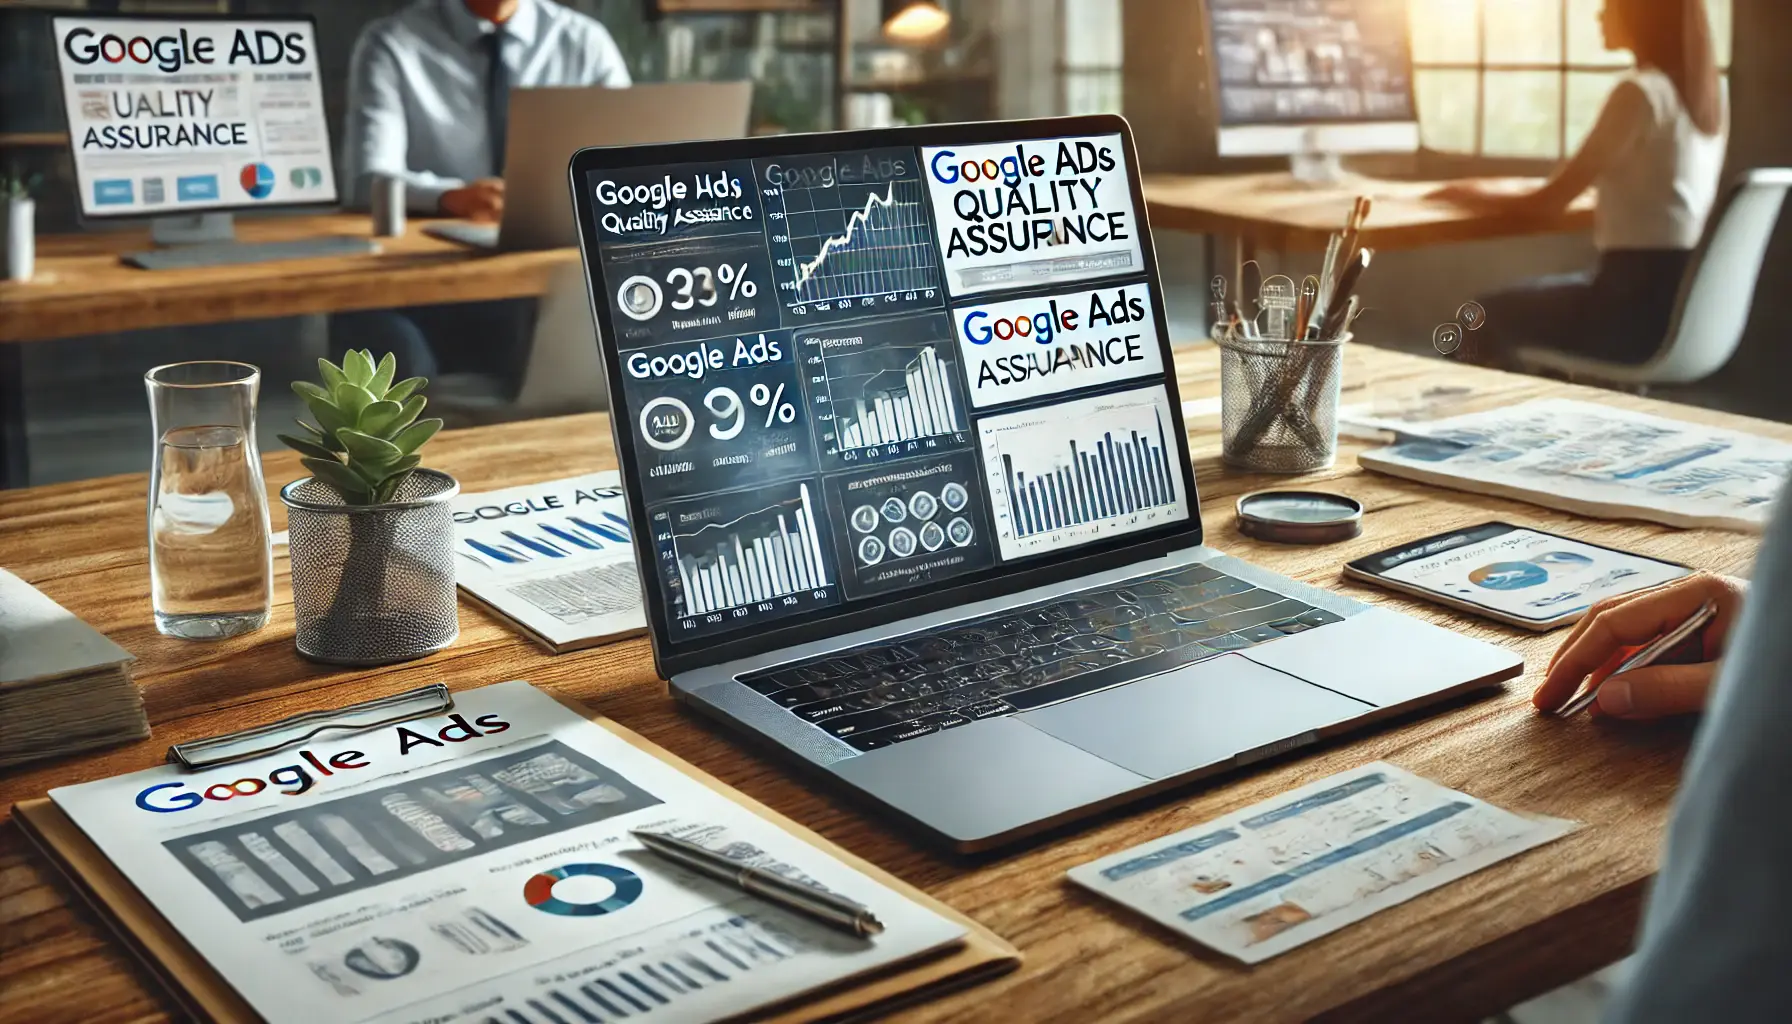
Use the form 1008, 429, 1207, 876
1514, 168, 1792, 392
430, 261, 609, 426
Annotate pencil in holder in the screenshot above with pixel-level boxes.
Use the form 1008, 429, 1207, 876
1217, 331, 1347, 473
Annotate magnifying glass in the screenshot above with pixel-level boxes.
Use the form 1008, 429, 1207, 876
1235, 490, 1363, 545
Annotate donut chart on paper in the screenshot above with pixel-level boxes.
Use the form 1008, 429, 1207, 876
523, 863, 643, 917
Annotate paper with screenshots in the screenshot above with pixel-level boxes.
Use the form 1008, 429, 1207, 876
49, 681, 964, 1024
1068, 762, 1575, 964
52, 17, 338, 217
452, 473, 645, 651
1357, 399, 1792, 532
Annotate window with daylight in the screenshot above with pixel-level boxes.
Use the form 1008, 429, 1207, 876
1409, 0, 1731, 158
1059, 0, 1124, 115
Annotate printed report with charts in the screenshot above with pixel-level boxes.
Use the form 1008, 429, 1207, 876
44, 682, 967, 1024
452, 473, 646, 652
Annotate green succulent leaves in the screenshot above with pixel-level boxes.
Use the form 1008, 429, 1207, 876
279, 350, 441, 504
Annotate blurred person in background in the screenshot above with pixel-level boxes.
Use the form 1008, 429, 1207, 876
332, 0, 631, 385
1432, 0, 1726, 370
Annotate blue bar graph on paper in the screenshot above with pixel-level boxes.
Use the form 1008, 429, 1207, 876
467, 538, 528, 564
505, 530, 567, 558
458, 511, 633, 569
1001, 406, 1179, 541
541, 522, 601, 550
572, 515, 630, 543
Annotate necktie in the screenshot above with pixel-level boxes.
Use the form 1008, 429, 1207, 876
482, 29, 510, 176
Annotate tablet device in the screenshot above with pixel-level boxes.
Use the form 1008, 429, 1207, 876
1343, 522, 1691, 630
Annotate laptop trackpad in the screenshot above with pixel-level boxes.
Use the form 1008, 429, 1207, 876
1018, 654, 1372, 779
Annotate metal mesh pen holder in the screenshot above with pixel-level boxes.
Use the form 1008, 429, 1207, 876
1217, 332, 1347, 473
281, 469, 461, 666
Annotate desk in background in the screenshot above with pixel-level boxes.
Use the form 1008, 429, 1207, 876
1142, 171, 1597, 260
0, 213, 579, 487
0, 345, 1773, 1023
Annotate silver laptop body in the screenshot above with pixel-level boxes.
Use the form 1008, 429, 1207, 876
430, 82, 752, 251
568, 115, 1521, 852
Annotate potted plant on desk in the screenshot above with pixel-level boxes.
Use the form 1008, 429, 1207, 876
278, 350, 459, 665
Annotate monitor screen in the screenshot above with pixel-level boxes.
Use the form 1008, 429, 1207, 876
1208, 0, 1415, 126
578, 123, 1195, 652
52, 16, 337, 218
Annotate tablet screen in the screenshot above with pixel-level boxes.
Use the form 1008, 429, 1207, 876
1356, 523, 1689, 622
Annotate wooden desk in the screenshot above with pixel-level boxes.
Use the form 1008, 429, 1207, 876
0, 346, 1773, 1024
1143, 172, 1597, 254
0, 213, 577, 345
0, 212, 578, 489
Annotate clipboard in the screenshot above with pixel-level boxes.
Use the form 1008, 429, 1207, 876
13, 689, 1020, 1023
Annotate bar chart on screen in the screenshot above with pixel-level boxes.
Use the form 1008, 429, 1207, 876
978, 385, 1189, 560
798, 314, 971, 469
652, 481, 840, 635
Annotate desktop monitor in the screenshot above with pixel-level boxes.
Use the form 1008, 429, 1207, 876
1204, 0, 1419, 164
50, 13, 339, 248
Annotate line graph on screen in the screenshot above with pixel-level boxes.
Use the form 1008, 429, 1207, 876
774, 175, 941, 307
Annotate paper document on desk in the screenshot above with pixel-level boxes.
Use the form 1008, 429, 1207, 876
49, 681, 966, 1024
1357, 399, 1792, 531
453, 472, 646, 652
1069, 762, 1574, 964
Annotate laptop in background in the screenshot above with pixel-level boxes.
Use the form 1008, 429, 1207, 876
428, 82, 753, 252
568, 115, 1523, 852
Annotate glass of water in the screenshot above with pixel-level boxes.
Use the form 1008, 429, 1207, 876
145, 361, 273, 640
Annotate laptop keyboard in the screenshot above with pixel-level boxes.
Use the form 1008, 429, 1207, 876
736, 563, 1344, 753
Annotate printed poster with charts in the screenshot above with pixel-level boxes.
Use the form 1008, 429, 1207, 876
1069, 762, 1575, 964
1357, 399, 1792, 532
42, 682, 975, 1024
453, 473, 645, 653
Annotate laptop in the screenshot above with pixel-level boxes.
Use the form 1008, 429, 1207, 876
428, 82, 752, 252
568, 115, 1521, 852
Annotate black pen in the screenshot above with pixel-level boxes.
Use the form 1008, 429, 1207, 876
632, 829, 885, 937
1320, 248, 1372, 339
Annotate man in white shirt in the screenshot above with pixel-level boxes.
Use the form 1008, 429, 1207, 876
333, 0, 631, 382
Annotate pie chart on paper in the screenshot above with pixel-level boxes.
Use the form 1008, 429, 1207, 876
523, 863, 643, 917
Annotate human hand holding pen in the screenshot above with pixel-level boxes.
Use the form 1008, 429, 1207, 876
1534, 573, 1748, 719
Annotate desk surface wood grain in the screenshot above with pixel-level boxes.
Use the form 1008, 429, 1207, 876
0, 214, 577, 344
0, 346, 1773, 1024
1143, 172, 1597, 252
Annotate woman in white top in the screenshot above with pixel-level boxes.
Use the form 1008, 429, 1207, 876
1433, 0, 1727, 368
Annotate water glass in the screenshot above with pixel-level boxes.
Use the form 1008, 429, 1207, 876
145, 361, 273, 640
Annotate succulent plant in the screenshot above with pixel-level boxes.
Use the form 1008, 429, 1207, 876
2, 166, 42, 201
279, 350, 442, 504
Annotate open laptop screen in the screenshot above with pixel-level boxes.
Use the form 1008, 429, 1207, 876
573, 116, 1198, 669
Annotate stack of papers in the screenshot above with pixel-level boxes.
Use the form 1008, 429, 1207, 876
45, 681, 969, 1024
1357, 399, 1792, 532
1070, 762, 1574, 963
451, 473, 646, 652
0, 567, 146, 767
